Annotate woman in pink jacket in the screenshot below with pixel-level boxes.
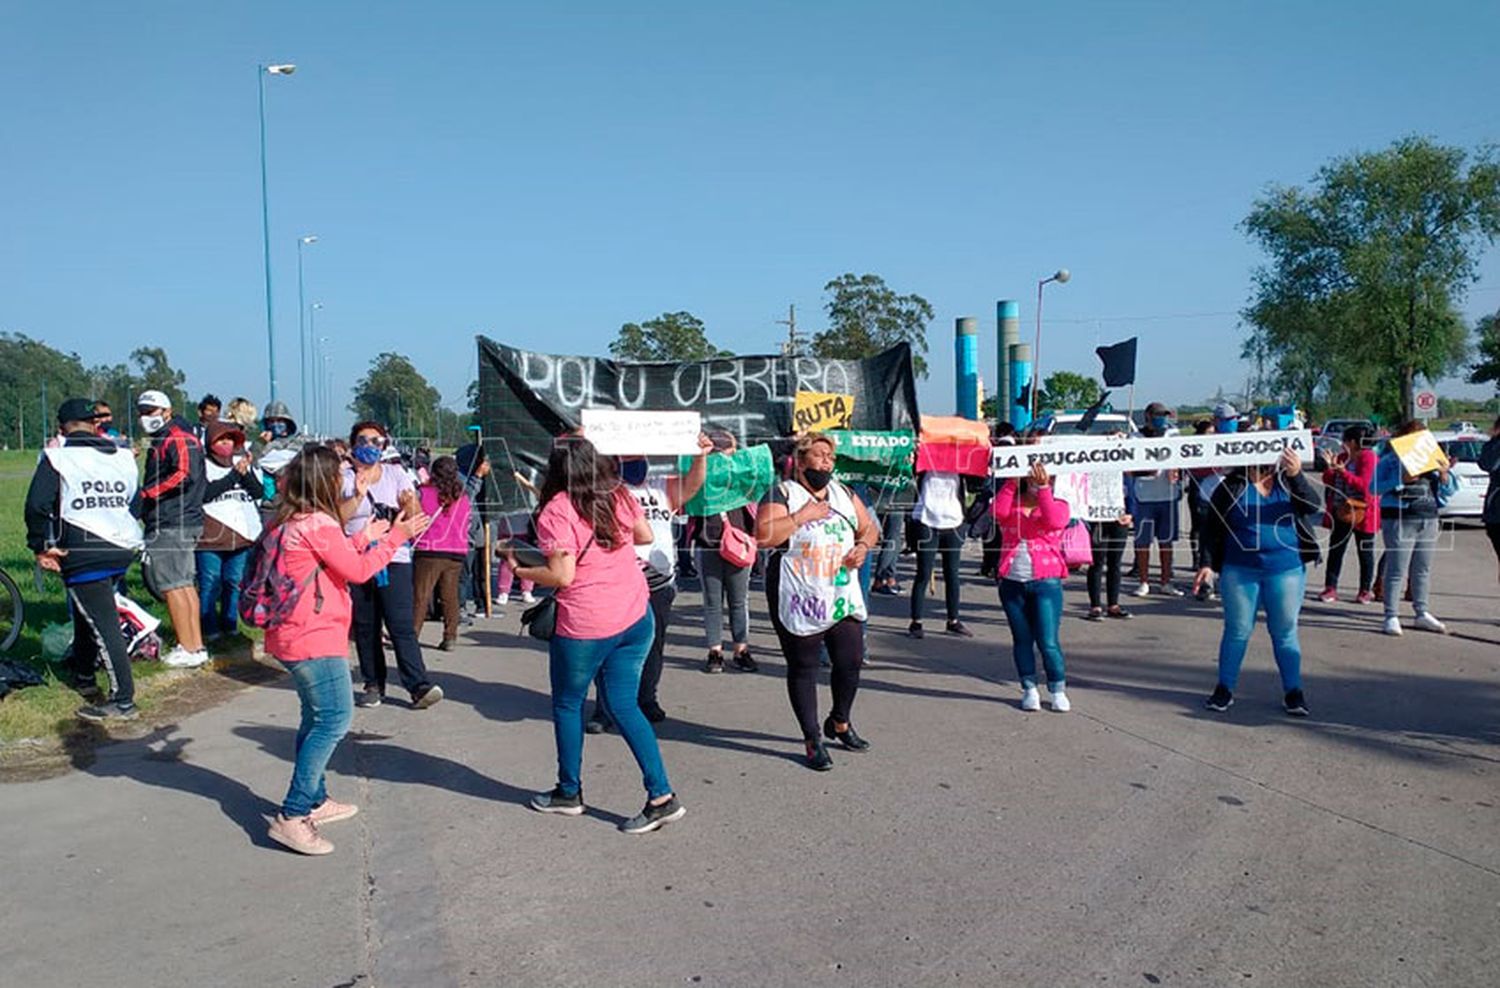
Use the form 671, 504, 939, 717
413, 455, 472, 651
1319, 423, 1379, 603
263, 446, 430, 856
992, 462, 1074, 712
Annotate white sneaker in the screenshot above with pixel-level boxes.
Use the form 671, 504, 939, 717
496, 593, 510, 605
1414, 612, 1449, 635
520, 591, 537, 604
1132, 582, 1151, 597
1382, 617, 1403, 637
1020, 687, 1041, 712
161, 646, 209, 668
1158, 583, 1186, 597
1050, 688, 1071, 713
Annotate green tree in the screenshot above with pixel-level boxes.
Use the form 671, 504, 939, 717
1469, 310, 1500, 392
349, 353, 442, 439
812, 273, 934, 378
609, 311, 730, 362
126, 346, 189, 413
1242, 137, 1500, 421
1036, 371, 1102, 411
0, 333, 93, 447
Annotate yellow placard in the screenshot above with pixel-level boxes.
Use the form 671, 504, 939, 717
1390, 429, 1449, 476
793, 391, 855, 432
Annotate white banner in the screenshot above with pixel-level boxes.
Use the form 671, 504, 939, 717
1053, 471, 1128, 523
992, 430, 1313, 478
580, 408, 703, 455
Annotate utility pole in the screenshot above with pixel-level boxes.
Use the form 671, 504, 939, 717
776, 304, 804, 356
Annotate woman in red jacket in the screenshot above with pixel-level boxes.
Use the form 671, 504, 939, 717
1320, 424, 1379, 603
993, 462, 1074, 712
262, 446, 430, 856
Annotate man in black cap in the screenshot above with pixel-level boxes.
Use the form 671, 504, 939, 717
1131, 401, 1186, 596
25, 399, 145, 721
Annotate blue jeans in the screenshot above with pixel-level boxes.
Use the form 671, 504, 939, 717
1216, 563, 1304, 692
196, 547, 251, 636
998, 578, 1066, 690
550, 610, 672, 800
278, 657, 354, 818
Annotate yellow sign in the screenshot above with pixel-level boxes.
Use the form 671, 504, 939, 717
793, 391, 855, 432
1390, 429, 1449, 476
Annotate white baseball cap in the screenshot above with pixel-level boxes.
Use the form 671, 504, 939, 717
136, 389, 171, 411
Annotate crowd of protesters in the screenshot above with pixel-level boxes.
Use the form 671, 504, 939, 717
20, 388, 1498, 854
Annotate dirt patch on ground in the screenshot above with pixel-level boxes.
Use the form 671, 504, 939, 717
0, 648, 284, 784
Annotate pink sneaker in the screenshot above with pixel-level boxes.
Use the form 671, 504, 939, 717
310, 798, 359, 826
268, 814, 334, 855
1318, 588, 1338, 603
1354, 590, 1373, 605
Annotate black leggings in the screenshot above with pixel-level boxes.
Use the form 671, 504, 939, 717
1086, 521, 1127, 608
910, 523, 963, 623
773, 612, 864, 743
1325, 520, 1375, 592
69, 578, 134, 705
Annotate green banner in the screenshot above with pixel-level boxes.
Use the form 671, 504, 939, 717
678, 444, 775, 516
829, 430, 915, 491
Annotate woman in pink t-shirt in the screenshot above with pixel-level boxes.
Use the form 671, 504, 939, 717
502, 436, 685, 835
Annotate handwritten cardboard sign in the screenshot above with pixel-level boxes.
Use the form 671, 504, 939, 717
992, 430, 1314, 478
793, 391, 855, 432
1389, 429, 1449, 476
580, 408, 703, 456
1052, 471, 1128, 523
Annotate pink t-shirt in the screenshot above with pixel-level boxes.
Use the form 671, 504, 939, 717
534, 489, 648, 639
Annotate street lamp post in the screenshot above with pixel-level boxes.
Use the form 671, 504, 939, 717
1031, 268, 1071, 420
258, 62, 296, 403
317, 337, 331, 434
297, 234, 318, 430
308, 304, 323, 432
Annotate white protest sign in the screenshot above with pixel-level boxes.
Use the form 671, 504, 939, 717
1053, 471, 1128, 523
992, 430, 1313, 478
580, 408, 703, 455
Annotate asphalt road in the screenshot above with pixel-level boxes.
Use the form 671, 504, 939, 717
1, 524, 1496, 988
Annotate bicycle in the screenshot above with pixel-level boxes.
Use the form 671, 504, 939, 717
0, 567, 24, 653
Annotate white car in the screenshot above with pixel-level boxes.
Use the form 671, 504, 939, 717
1039, 411, 1140, 437
1437, 435, 1489, 519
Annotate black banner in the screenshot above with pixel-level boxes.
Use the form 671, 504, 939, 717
476, 337, 920, 509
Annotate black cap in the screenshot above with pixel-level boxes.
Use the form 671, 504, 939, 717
57, 398, 102, 425
1144, 401, 1174, 417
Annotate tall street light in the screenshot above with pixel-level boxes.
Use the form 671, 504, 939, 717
296, 235, 318, 430
1031, 268, 1071, 420
309, 304, 324, 432
258, 62, 296, 403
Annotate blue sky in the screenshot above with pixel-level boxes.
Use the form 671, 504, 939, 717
4, 0, 1499, 426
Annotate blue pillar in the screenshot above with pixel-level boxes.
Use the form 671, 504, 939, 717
1009, 342, 1032, 431
997, 300, 1019, 424
955, 317, 979, 419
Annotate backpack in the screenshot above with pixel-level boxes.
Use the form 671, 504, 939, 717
238, 524, 324, 630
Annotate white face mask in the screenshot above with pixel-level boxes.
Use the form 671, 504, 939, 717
139, 413, 168, 434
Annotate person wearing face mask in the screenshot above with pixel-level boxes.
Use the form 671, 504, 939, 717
585, 435, 712, 732
1131, 401, 1186, 597
756, 432, 880, 771
91, 400, 127, 447
340, 420, 443, 710
1186, 403, 1241, 600
259, 400, 299, 445
994, 462, 1074, 711
196, 421, 263, 641
136, 390, 210, 668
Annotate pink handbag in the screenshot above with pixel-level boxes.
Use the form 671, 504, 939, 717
718, 513, 758, 568
1060, 521, 1093, 569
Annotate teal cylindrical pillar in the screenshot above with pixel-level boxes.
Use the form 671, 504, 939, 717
1009, 342, 1032, 431
955, 317, 979, 419
997, 300, 1020, 424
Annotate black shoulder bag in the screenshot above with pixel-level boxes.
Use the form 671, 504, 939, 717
519, 534, 594, 641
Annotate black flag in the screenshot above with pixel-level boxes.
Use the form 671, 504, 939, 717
1015, 382, 1032, 412
1095, 338, 1138, 388
1076, 390, 1113, 432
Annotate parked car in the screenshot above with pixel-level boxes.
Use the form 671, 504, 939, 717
1313, 418, 1376, 470
1038, 410, 1140, 437
1438, 435, 1487, 519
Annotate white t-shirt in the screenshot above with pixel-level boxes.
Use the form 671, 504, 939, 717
913, 471, 964, 530
628, 479, 676, 576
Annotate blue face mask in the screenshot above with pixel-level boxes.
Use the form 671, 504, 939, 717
1215, 419, 1239, 434
621, 459, 649, 486
267, 420, 291, 439
352, 444, 382, 466
1150, 416, 1169, 431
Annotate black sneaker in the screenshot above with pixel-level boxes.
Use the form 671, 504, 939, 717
1283, 689, 1309, 717
355, 687, 383, 709
641, 703, 667, 724
805, 742, 834, 772
907, 622, 925, 640
77, 701, 138, 723
530, 786, 585, 816
703, 651, 725, 674
823, 715, 870, 751
946, 620, 974, 638
620, 795, 686, 834
731, 648, 758, 672
1205, 684, 1234, 712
